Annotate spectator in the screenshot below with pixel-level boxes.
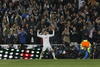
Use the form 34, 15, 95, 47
18, 28, 27, 44
27, 29, 35, 44
0, 0, 99, 45
62, 27, 70, 46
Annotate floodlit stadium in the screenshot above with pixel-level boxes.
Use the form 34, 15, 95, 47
0, 0, 100, 67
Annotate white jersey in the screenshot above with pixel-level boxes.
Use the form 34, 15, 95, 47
37, 30, 54, 51
37, 30, 54, 45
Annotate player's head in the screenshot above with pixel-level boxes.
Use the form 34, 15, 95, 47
43, 30, 49, 35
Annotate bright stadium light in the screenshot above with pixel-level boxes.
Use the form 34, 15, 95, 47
10, 52, 13, 55
5, 51, 8, 54
4, 55, 8, 58
6, 49, 9, 51
25, 54, 29, 57
26, 50, 30, 53
11, 49, 14, 51
15, 56, 18, 59
15, 53, 19, 55
20, 53, 23, 56
31, 51, 34, 53
21, 50, 24, 52
9, 55, 13, 59
37, 48, 41, 50
62, 51, 66, 54
0, 54, 2, 57
16, 49, 19, 52
36, 51, 39, 54
20, 53, 24, 56
0, 50, 3, 53
31, 54, 34, 57
36, 55, 39, 57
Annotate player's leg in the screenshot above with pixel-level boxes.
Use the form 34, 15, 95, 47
51, 50, 56, 59
39, 46, 46, 59
39, 51, 44, 59
48, 46, 56, 59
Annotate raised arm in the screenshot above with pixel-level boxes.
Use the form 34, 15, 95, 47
37, 30, 43, 38
49, 30, 55, 37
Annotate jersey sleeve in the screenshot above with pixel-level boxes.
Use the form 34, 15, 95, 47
37, 31, 43, 38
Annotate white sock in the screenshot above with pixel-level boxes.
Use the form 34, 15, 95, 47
39, 53, 43, 59
52, 52, 56, 59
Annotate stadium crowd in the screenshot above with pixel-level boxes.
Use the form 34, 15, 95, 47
0, 0, 100, 46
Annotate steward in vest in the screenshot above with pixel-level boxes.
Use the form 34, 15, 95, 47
80, 40, 91, 59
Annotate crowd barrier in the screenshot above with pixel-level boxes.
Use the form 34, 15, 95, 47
0, 43, 100, 59
0, 44, 72, 59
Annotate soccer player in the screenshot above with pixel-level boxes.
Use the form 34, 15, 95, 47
37, 29, 56, 59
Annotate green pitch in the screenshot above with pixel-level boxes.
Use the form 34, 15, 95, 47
0, 59, 100, 67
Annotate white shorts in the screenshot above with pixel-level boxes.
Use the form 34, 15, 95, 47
42, 44, 53, 51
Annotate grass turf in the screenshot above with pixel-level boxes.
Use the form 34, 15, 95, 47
0, 59, 100, 67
